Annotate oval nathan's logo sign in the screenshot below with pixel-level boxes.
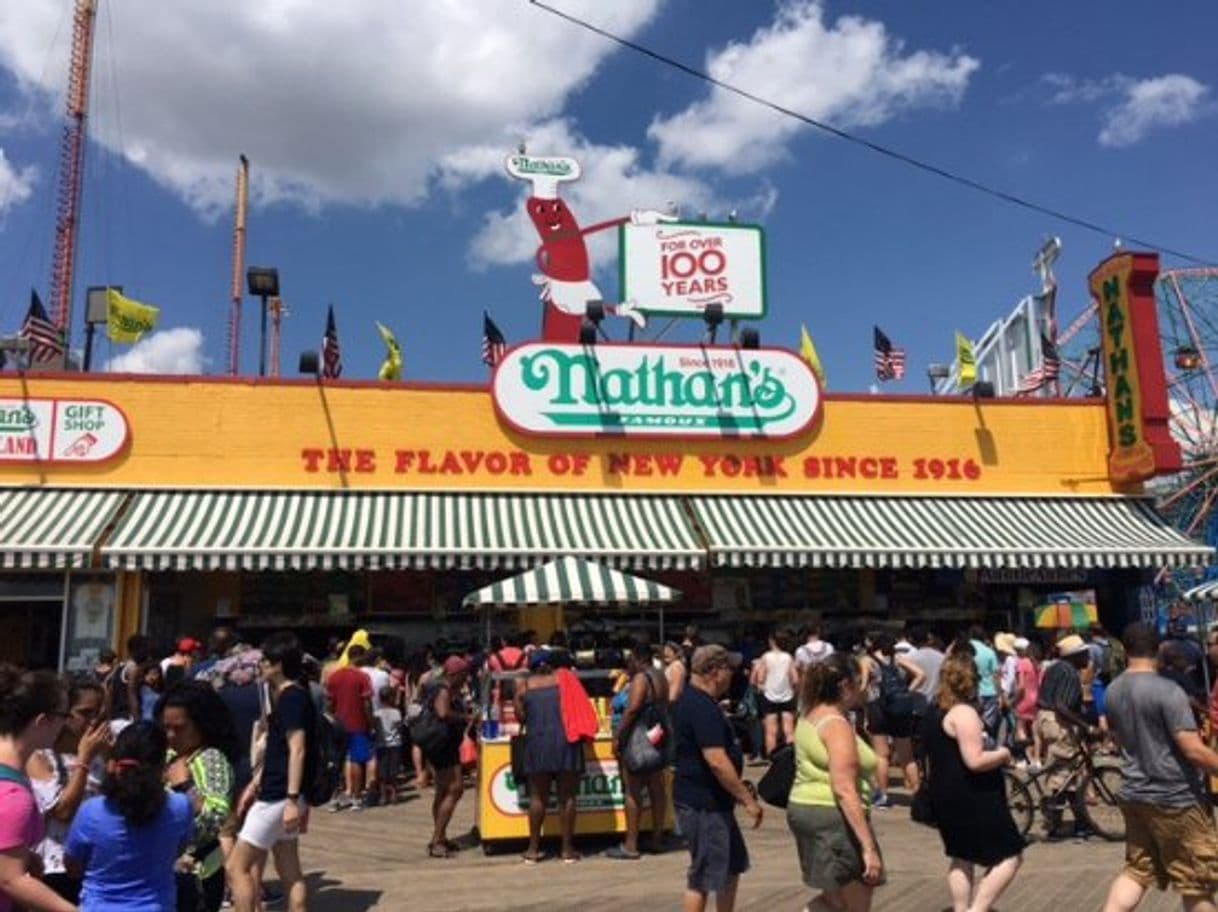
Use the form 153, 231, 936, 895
0, 397, 130, 464
492, 343, 822, 439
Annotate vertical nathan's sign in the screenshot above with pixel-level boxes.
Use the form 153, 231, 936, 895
620, 222, 766, 319
1090, 252, 1181, 484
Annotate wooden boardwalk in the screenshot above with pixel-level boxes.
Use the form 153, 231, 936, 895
294, 784, 1183, 911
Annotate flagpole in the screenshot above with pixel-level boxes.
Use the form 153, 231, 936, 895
82, 321, 96, 372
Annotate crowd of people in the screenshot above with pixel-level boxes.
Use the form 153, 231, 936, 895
1, 614, 1217, 911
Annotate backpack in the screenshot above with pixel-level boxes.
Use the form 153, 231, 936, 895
879, 659, 915, 717
306, 705, 347, 808
494, 649, 526, 672
1099, 638, 1127, 684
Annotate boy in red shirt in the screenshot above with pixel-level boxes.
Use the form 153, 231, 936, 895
325, 645, 374, 811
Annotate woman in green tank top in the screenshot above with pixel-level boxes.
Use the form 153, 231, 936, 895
786, 653, 884, 911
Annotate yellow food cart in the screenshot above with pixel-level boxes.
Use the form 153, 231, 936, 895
462, 557, 680, 851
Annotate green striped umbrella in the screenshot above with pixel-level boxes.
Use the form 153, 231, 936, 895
463, 556, 680, 608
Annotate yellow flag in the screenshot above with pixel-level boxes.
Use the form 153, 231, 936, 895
799, 324, 826, 388
106, 289, 159, 344
955, 331, 977, 389
376, 322, 402, 381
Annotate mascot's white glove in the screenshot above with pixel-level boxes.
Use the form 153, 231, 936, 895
630, 209, 678, 226
616, 298, 647, 330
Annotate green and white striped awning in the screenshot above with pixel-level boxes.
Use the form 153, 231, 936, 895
0, 488, 127, 569
1184, 580, 1218, 602
688, 495, 1214, 570
463, 556, 680, 607
102, 491, 703, 572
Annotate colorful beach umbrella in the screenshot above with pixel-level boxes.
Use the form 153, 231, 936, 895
1034, 596, 1098, 629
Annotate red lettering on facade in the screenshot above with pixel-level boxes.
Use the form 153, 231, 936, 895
417, 450, 438, 474
354, 449, 376, 473
301, 448, 324, 472
326, 449, 352, 473
655, 454, 683, 476
608, 454, 632, 475
510, 453, 532, 476
394, 450, 414, 473
633, 455, 653, 476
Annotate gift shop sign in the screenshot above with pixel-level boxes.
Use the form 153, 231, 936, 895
0, 398, 129, 464
1090, 252, 1181, 484
492, 343, 820, 439
621, 221, 766, 319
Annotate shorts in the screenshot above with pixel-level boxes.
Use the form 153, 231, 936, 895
346, 731, 374, 765
237, 798, 310, 852
423, 731, 462, 772
1122, 802, 1218, 897
758, 695, 796, 718
866, 701, 915, 739
676, 805, 750, 894
787, 802, 884, 891
377, 747, 402, 781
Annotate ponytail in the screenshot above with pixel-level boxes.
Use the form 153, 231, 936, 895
101, 722, 167, 826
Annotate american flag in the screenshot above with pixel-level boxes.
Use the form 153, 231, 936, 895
1018, 333, 1061, 393
873, 325, 906, 381
19, 290, 64, 364
321, 304, 342, 378
482, 312, 507, 368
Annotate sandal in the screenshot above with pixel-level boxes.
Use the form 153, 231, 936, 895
561, 852, 582, 864
604, 844, 641, 860
521, 851, 548, 865
427, 843, 453, 859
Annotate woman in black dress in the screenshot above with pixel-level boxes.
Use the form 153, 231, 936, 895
921, 651, 1023, 912
514, 649, 584, 864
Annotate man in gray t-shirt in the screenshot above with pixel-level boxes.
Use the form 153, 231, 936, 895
1105, 670, 1205, 807
904, 627, 943, 703
1102, 623, 1218, 911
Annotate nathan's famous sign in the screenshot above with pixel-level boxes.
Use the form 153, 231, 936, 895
1090, 252, 1181, 484
493, 343, 821, 439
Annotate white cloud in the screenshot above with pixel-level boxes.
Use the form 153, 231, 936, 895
106, 327, 205, 374
647, 0, 979, 173
439, 119, 775, 270
0, 147, 36, 217
1042, 72, 1211, 147
0, 1, 661, 218
1100, 75, 1210, 148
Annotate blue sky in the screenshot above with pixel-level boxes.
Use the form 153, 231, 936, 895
0, 0, 1214, 390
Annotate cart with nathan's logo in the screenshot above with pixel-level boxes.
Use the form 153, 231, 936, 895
463, 557, 678, 852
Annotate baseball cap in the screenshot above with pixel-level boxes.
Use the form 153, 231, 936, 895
690, 644, 742, 675
442, 655, 471, 676
1013, 637, 1030, 651
177, 637, 202, 654
528, 649, 554, 671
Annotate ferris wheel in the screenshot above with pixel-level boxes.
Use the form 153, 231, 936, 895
1058, 267, 1218, 564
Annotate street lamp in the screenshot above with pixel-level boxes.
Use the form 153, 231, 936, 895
246, 266, 280, 377
926, 363, 951, 394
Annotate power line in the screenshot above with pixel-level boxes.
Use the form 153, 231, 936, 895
529, 0, 1215, 267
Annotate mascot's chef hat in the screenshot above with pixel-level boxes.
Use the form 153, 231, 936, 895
505, 152, 581, 199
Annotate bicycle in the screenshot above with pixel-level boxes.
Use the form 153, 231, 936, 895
1003, 726, 1125, 842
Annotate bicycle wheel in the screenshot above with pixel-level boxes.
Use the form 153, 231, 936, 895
1004, 770, 1035, 840
1076, 765, 1125, 841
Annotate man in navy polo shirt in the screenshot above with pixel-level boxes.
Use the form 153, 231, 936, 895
672, 644, 763, 912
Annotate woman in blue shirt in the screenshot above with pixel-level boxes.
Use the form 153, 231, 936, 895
65, 722, 193, 912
